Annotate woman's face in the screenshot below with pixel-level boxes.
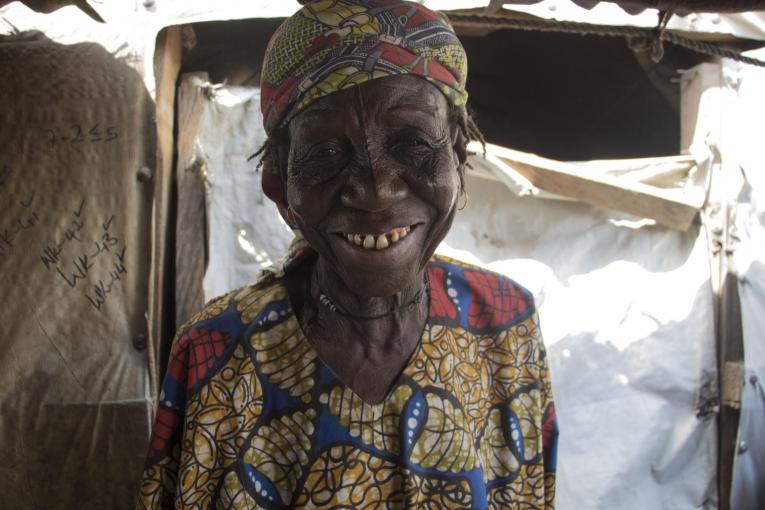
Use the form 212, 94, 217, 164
283, 75, 465, 297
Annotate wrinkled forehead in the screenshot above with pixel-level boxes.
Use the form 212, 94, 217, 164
286, 75, 451, 143
300, 75, 448, 118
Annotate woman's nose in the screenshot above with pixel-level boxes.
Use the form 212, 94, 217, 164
341, 155, 409, 212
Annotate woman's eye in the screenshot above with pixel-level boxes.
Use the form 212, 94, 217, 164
313, 146, 340, 158
400, 138, 426, 148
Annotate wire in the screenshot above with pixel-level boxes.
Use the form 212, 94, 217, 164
447, 13, 765, 67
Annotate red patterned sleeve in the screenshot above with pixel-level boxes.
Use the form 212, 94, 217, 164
135, 328, 188, 510
537, 313, 559, 509
136, 321, 231, 509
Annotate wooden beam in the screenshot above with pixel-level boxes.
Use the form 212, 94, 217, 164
680, 59, 749, 510
718, 266, 744, 510
489, 144, 702, 231
680, 62, 722, 154
148, 25, 182, 397
174, 73, 209, 329
604, 0, 765, 12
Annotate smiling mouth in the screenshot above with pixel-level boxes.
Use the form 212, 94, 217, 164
335, 226, 414, 251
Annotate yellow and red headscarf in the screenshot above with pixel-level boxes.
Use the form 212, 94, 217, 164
260, 0, 469, 209
261, 0, 468, 132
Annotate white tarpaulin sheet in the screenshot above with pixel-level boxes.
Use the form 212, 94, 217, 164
195, 84, 718, 510
733, 176, 765, 509
194, 86, 294, 300
729, 48, 765, 510
441, 175, 718, 510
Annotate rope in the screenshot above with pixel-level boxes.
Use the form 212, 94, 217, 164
447, 13, 765, 67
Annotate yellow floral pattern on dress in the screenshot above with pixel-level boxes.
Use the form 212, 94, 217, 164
234, 284, 285, 324
294, 445, 404, 508
242, 409, 317, 505
293, 445, 474, 508
217, 470, 258, 509
193, 292, 232, 323
511, 389, 544, 463
406, 324, 495, 433
138, 254, 557, 509
173, 344, 262, 509
487, 464, 548, 510
410, 392, 478, 473
487, 317, 543, 400
321, 384, 412, 455
137, 456, 177, 510
250, 315, 317, 400
479, 407, 520, 481
405, 469, 473, 508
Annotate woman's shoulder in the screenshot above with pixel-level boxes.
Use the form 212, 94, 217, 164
171, 274, 291, 350
160, 275, 290, 400
427, 254, 537, 334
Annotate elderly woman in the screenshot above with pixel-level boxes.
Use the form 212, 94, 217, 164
138, 1, 557, 508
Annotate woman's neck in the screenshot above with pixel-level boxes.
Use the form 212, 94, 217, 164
314, 257, 427, 320
284, 256, 429, 403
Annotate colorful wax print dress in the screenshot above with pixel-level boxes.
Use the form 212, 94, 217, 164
138, 250, 558, 509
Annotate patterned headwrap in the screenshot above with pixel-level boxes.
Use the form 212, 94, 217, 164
259, 0, 468, 211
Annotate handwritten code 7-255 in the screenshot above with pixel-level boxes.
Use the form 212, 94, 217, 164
47, 124, 119, 149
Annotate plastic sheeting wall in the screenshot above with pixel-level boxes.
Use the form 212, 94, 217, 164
195, 84, 718, 509
733, 170, 765, 509
729, 50, 765, 510
195, 87, 293, 301
442, 178, 718, 509
0, 33, 155, 508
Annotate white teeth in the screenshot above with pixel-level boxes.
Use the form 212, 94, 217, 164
343, 226, 413, 250
375, 235, 389, 250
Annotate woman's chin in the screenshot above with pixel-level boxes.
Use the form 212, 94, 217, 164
323, 227, 429, 297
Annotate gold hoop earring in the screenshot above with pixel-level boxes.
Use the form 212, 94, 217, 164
457, 190, 469, 211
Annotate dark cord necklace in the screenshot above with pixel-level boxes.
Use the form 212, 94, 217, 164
312, 270, 429, 321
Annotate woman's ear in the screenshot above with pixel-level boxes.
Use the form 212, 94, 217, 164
276, 141, 290, 184
449, 109, 468, 168
452, 125, 468, 166
261, 137, 298, 228
450, 119, 468, 192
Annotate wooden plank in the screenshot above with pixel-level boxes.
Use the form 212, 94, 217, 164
680, 60, 744, 510
174, 73, 209, 330
490, 145, 702, 230
718, 268, 744, 510
680, 62, 722, 154
148, 25, 182, 397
